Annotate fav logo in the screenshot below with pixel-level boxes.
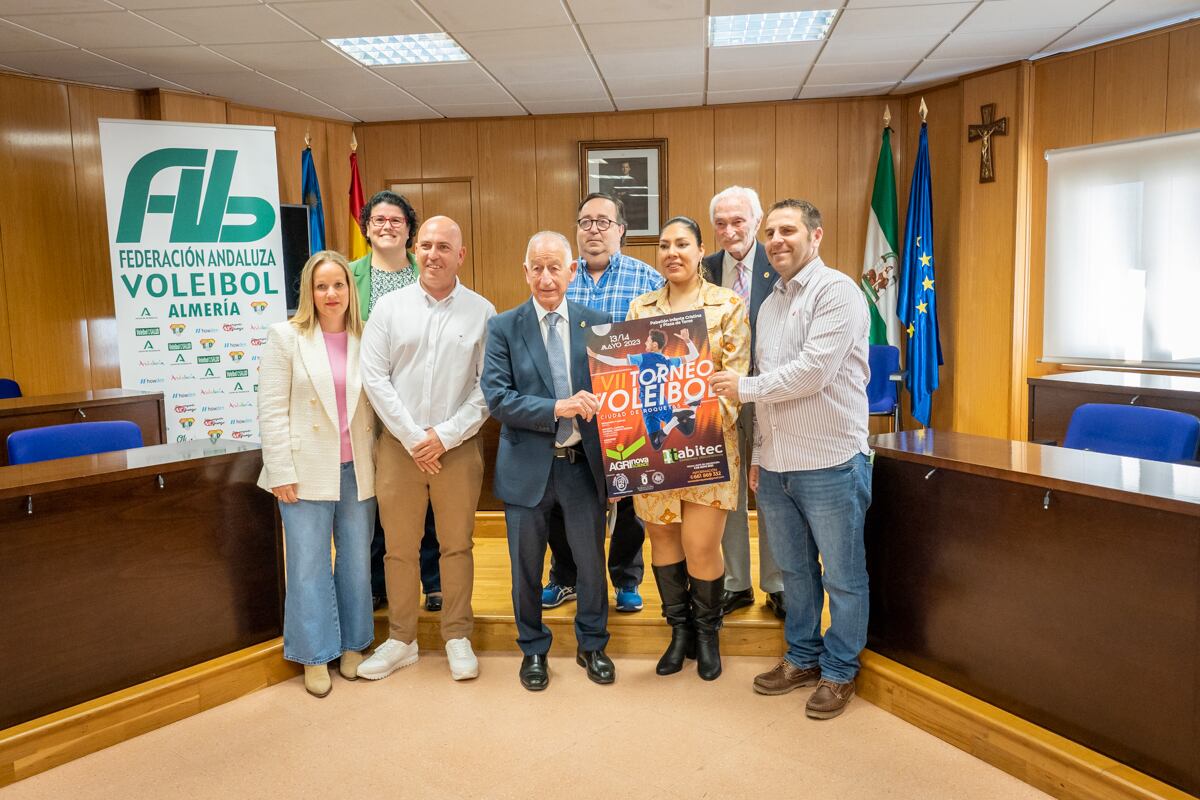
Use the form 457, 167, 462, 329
115, 148, 274, 244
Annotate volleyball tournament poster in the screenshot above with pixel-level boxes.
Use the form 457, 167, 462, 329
587, 309, 730, 498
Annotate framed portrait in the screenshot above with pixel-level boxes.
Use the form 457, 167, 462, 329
578, 139, 667, 244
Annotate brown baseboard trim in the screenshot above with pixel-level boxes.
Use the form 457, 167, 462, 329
857, 651, 1195, 800
0, 639, 299, 789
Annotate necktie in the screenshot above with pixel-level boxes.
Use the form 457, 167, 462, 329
544, 312, 573, 446
731, 261, 750, 303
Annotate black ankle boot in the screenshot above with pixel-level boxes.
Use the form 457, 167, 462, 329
651, 560, 694, 675
690, 574, 724, 681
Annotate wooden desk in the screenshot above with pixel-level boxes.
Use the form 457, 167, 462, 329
0, 389, 166, 465
0, 441, 282, 730
1028, 370, 1200, 445
865, 429, 1200, 796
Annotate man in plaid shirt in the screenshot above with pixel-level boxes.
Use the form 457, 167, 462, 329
542, 192, 664, 614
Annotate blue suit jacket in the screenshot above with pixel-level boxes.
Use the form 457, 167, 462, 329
703, 243, 778, 367
481, 298, 609, 508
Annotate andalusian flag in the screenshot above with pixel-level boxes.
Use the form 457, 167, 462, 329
349, 151, 367, 260
861, 125, 900, 346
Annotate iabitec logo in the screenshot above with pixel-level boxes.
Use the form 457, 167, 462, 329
223, 323, 243, 333
199, 338, 216, 349
115, 147, 275, 244
179, 417, 195, 429
207, 429, 223, 442
662, 443, 725, 464
169, 323, 186, 335
250, 301, 268, 314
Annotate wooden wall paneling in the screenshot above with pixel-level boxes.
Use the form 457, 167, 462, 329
420, 120, 478, 179
0, 220, 11, 381
1166, 25, 1200, 131
908, 82, 963, 431
389, 182, 424, 222
1026, 52, 1095, 424
324, 123, 352, 255
477, 119, 537, 312
953, 68, 1020, 439
1008, 63, 1036, 439
1093, 35, 1169, 142
836, 99, 905, 282
421, 180, 476, 291
225, 106, 274, 127
622, 245, 658, 268
713, 103, 776, 242
591, 112, 654, 141
146, 89, 227, 124
653, 108, 714, 229
273, 115, 323, 208
775, 102, 839, 268
356, 123, 421, 194
67, 85, 144, 391
534, 115, 594, 244
0, 75, 91, 394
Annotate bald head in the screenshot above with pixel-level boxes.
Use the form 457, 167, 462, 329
415, 215, 466, 300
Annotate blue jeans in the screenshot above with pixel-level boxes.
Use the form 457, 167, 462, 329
756, 453, 872, 684
278, 463, 376, 665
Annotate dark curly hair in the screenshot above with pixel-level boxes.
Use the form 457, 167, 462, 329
359, 190, 419, 250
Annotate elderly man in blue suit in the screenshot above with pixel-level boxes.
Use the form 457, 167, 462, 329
481, 230, 614, 691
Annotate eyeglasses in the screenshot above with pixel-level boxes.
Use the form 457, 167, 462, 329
577, 217, 617, 232
369, 215, 406, 229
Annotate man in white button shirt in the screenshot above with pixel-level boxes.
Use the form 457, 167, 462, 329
711, 199, 872, 720
700, 185, 784, 619
357, 216, 496, 682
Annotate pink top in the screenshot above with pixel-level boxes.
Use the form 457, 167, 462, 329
322, 331, 354, 464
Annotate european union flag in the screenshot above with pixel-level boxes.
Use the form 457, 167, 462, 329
897, 122, 943, 427
301, 146, 326, 252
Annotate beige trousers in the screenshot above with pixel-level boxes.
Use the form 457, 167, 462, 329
377, 432, 483, 643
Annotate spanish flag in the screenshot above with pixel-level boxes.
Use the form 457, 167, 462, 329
349, 151, 367, 260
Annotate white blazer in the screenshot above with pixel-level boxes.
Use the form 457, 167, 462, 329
257, 321, 376, 501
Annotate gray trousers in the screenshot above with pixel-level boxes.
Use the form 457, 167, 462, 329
722, 403, 783, 593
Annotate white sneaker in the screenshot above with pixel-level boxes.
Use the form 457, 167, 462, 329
445, 637, 479, 681
357, 638, 418, 680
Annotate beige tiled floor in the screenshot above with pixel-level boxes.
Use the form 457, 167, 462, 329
2, 652, 1050, 800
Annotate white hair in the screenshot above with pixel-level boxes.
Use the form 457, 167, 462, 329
524, 230, 573, 265
709, 185, 764, 226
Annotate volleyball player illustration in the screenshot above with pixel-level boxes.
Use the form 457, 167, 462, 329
587, 327, 700, 450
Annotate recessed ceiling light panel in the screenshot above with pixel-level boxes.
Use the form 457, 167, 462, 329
708, 11, 838, 47
330, 33, 470, 66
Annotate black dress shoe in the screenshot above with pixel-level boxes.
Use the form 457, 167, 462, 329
576, 649, 615, 684
424, 593, 443, 612
720, 588, 754, 616
765, 591, 786, 619
519, 654, 549, 692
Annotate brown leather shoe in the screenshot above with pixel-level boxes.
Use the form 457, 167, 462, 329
806, 677, 855, 719
753, 659, 820, 695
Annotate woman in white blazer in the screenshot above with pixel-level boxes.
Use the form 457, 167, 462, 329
258, 249, 378, 698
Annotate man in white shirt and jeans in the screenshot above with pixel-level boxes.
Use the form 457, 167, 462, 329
358, 215, 496, 682
711, 199, 872, 720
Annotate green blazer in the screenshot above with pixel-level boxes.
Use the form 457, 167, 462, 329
349, 251, 419, 322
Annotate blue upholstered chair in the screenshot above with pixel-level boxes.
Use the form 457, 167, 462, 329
1062, 403, 1200, 463
7, 420, 143, 465
867, 345, 903, 431
0, 378, 20, 399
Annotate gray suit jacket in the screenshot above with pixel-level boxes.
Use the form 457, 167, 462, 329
703, 243, 778, 366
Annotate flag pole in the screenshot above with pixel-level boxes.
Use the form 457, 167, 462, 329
883, 104, 891, 128
919, 97, 928, 122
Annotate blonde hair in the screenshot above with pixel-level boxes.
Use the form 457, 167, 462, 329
289, 250, 363, 337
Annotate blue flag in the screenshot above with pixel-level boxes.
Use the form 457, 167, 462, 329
897, 122, 943, 427
301, 147, 326, 252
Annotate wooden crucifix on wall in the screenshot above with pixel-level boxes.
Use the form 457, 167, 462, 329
967, 103, 1008, 183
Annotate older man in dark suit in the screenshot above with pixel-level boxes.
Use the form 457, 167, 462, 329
481, 230, 614, 691
702, 185, 785, 619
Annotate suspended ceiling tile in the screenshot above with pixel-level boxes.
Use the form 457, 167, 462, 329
268, 67, 422, 107
593, 48, 704, 78
613, 92, 703, 110
422, 0, 570, 33
580, 18, 704, 53
0, 19, 73, 52
95, 44, 242, 74
138, 5, 316, 45
709, 0, 841, 13
1084, 0, 1200, 28
484, 54, 598, 84
707, 66, 803, 92
435, 100, 527, 117
798, 81, 895, 98
931, 27, 1070, 59
707, 86, 797, 104
453, 25, 582, 59
907, 55, 1014, 82
343, 105, 440, 121
12, 11, 189, 49
568, 0, 704, 25
523, 97, 614, 114
372, 60, 492, 89
271, 0, 439, 39
115, 0, 261, 7
0, 48, 146, 80
835, 3, 974, 38
818, 32, 943, 64
0, 0, 120, 12
708, 41, 822, 70
406, 81, 513, 106
807, 60, 918, 85
605, 72, 704, 96
211, 41, 358, 73
506, 78, 609, 103
957, 0, 1109, 32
